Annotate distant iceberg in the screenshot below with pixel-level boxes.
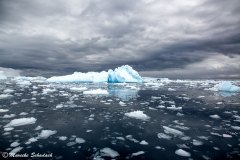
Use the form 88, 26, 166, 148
47, 65, 143, 83
212, 81, 240, 92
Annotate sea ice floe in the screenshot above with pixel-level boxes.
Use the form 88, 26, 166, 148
131, 151, 145, 157
0, 109, 9, 112
9, 146, 23, 154
3, 114, 16, 118
38, 130, 57, 139
35, 125, 43, 130
0, 94, 13, 99
59, 136, 68, 141
3, 89, 15, 93
222, 134, 232, 138
125, 111, 150, 121
75, 137, 85, 144
175, 149, 191, 157
83, 89, 109, 95
25, 137, 38, 145
157, 133, 172, 140
139, 140, 148, 145
10, 141, 20, 147
231, 126, 240, 130
126, 135, 139, 143
100, 147, 119, 158
4, 117, 36, 127
193, 139, 203, 146
209, 114, 221, 119
163, 126, 184, 137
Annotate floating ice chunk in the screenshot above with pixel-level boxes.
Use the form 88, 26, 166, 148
168, 88, 176, 91
38, 130, 57, 139
59, 136, 67, 141
108, 65, 143, 83
163, 126, 184, 137
131, 151, 145, 157
10, 141, 20, 147
25, 137, 38, 145
231, 126, 240, 130
19, 112, 28, 116
119, 101, 126, 106
126, 135, 139, 143
56, 104, 64, 109
212, 81, 240, 92
0, 109, 9, 112
100, 147, 119, 158
125, 111, 150, 121
175, 149, 191, 157
209, 114, 221, 119
35, 125, 43, 130
157, 133, 172, 140
75, 137, 85, 144
222, 134, 232, 138
4, 127, 14, 131
3, 114, 16, 118
9, 146, 23, 154
83, 89, 109, 95
0, 94, 13, 99
3, 89, 15, 93
5, 117, 36, 127
193, 139, 203, 146
139, 140, 149, 145
70, 87, 87, 91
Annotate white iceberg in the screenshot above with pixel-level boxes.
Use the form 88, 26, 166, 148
47, 65, 143, 83
212, 81, 240, 92
47, 71, 108, 83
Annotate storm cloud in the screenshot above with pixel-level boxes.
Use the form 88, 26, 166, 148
0, 0, 240, 78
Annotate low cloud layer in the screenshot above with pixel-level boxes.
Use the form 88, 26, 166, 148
0, 0, 239, 78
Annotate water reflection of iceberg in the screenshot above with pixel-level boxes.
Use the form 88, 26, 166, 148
108, 84, 139, 101
218, 91, 236, 97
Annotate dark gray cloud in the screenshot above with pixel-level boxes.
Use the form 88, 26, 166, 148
0, 0, 240, 78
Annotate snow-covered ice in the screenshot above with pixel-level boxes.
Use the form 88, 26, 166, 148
125, 111, 150, 121
4, 117, 36, 127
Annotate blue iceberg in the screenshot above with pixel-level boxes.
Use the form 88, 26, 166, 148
47, 65, 143, 83
108, 65, 143, 83
215, 81, 240, 92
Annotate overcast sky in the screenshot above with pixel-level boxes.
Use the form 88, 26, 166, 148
0, 0, 240, 79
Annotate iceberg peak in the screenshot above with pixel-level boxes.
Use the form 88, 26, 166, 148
108, 65, 143, 83
47, 65, 143, 83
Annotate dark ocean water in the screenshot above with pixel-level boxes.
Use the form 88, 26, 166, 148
0, 79, 239, 160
